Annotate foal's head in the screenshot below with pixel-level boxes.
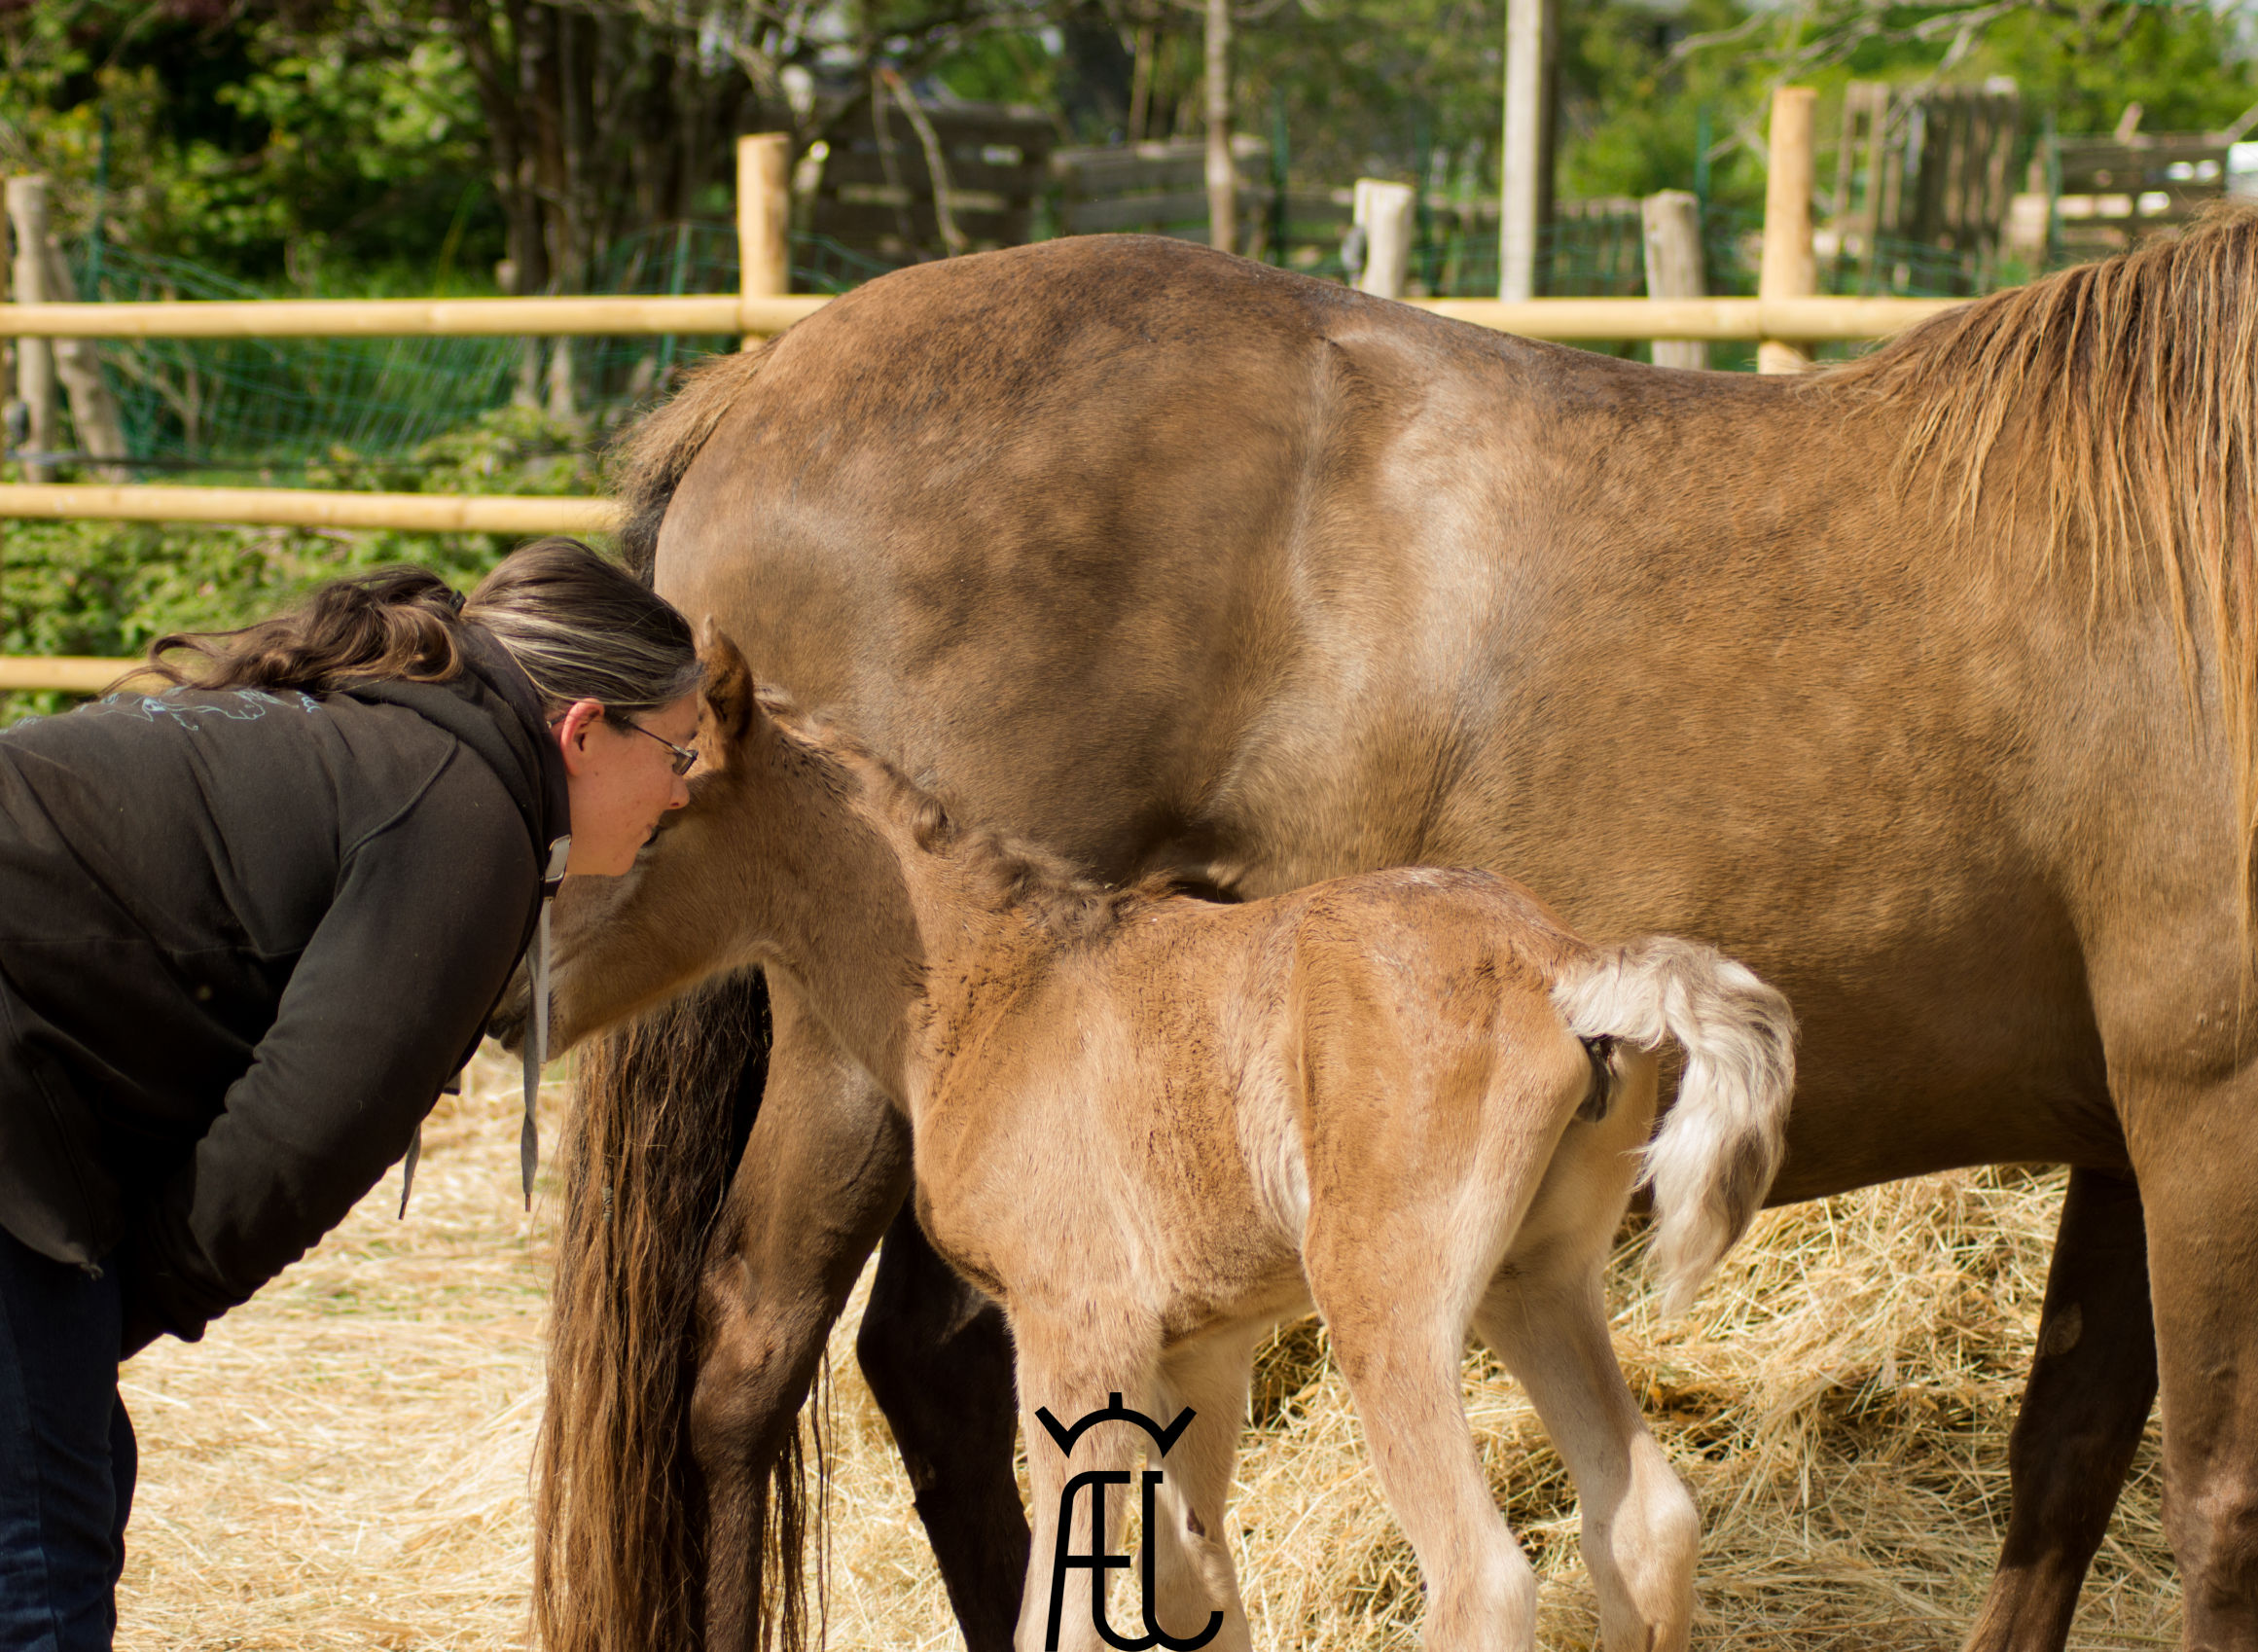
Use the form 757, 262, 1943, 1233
541, 620, 1171, 1053
540, 621, 821, 1049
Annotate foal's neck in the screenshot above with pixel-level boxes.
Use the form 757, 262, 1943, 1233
743, 730, 1046, 1105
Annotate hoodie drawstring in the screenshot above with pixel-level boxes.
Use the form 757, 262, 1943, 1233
398, 833, 569, 1221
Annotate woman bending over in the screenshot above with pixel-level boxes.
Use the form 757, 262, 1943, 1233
0, 537, 702, 1651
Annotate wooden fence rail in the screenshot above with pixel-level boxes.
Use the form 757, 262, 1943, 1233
0, 485, 617, 535
0, 657, 146, 694
0, 294, 828, 339
0, 292, 1960, 343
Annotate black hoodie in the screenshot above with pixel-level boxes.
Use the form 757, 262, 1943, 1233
0, 628, 567, 1347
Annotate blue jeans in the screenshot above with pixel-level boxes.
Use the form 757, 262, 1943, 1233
0, 1227, 133, 1652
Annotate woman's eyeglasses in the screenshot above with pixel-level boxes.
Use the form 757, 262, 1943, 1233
619, 717, 699, 775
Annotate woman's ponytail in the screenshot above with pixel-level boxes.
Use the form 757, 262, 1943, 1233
134, 539, 699, 713
144, 568, 469, 695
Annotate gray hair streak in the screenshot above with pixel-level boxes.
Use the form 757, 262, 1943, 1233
467, 537, 702, 717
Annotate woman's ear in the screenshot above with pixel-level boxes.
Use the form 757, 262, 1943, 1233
553, 699, 605, 776
699, 618, 757, 747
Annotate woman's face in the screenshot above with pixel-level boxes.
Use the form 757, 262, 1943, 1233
552, 693, 699, 877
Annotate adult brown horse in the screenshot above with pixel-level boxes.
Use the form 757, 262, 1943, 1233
530, 215, 2258, 1652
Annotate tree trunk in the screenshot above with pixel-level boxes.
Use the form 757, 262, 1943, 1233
1129, 21, 1156, 143
40, 237, 131, 480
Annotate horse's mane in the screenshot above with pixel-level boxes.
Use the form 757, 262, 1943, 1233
609, 341, 776, 581
752, 684, 1180, 942
1819, 204, 2258, 898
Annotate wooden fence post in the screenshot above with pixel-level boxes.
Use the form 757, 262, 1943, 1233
40, 246, 130, 482
1352, 179, 1416, 299
7, 178, 56, 482
1759, 87, 1818, 375
5, 176, 129, 479
1640, 190, 1706, 370
1204, 0, 1236, 252
738, 133, 792, 349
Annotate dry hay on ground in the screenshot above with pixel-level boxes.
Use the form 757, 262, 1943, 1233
119, 1062, 2176, 1649
116, 1055, 556, 1651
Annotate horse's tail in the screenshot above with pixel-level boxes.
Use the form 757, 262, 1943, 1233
1553, 937, 1797, 1315
610, 340, 777, 581
533, 968, 774, 1652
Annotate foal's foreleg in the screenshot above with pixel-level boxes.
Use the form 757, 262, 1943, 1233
857, 1203, 1030, 1652
693, 984, 912, 1652
1010, 1310, 1157, 1652
1963, 1167, 2156, 1652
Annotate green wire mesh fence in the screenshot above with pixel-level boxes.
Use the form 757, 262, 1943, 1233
47, 226, 900, 480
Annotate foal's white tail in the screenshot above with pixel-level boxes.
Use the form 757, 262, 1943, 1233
1553, 937, 1797, 1315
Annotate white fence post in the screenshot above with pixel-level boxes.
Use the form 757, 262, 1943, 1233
1641, 190, 1707, 371
1353, 180, 1416, 300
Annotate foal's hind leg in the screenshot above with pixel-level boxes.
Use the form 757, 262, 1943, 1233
1475, 1067, 1696, 1652
1964, 1168, 2157, 1652
1474, 1267, 1698, 1652
1307, 1210, 1539, 1652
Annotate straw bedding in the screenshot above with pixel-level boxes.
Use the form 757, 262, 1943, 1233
117, 1059, 2177, 1649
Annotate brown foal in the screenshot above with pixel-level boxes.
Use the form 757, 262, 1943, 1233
541, 628, 1796, 1652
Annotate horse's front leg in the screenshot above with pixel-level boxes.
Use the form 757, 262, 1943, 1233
858, 1203, 1030, 1652
693, 977, 911, 1652
1963, 1167, 2156, 1652
2130, 1072, 2258, 1651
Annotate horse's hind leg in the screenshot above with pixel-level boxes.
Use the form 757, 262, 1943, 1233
693, 981, 914, 1652
857, 1203, 1030, 1650
1964, 1167, 2157, 1652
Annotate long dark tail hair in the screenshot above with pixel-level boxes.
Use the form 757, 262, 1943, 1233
533, 968, 778, 1651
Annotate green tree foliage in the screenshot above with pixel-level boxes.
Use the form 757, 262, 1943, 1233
4, 0, 2255, 718
1967, 2, 2257, 133
1230, 0, 2254, 209
0, 1, 497, 286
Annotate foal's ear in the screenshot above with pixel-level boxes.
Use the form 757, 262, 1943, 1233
698, 618, 757, 745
